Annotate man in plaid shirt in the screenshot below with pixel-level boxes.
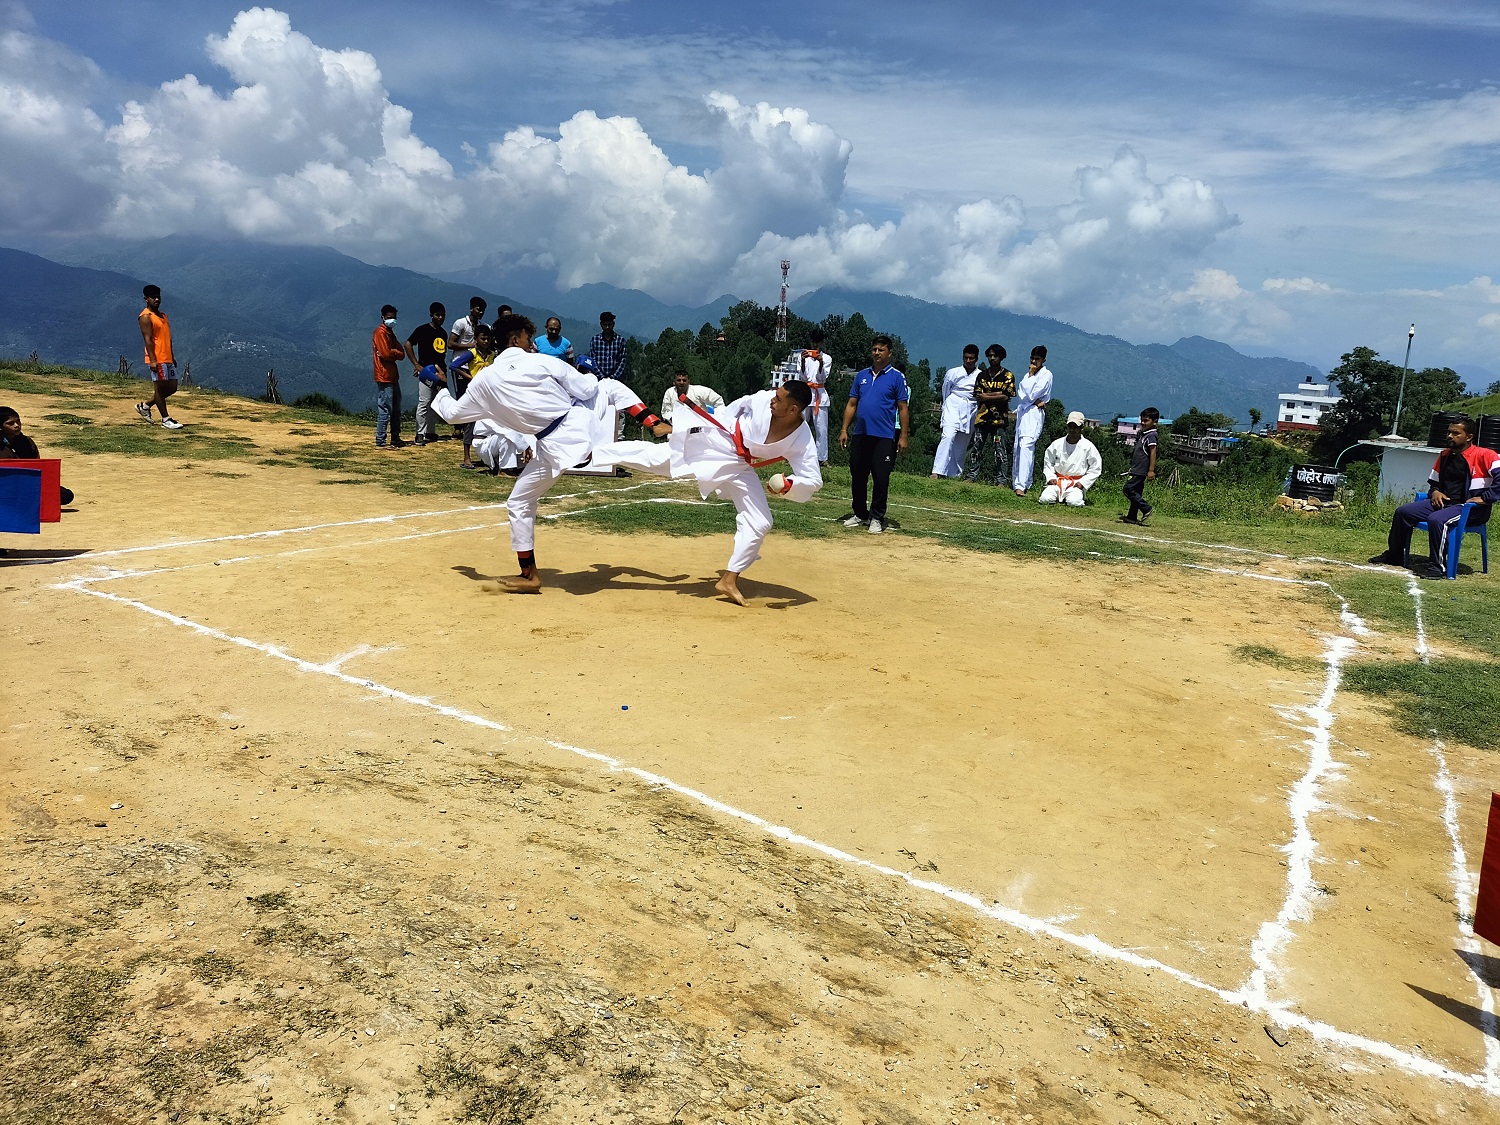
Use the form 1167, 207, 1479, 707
588, 311, 629, 386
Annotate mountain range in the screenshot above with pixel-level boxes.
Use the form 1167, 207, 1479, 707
1, 238, 1324, 420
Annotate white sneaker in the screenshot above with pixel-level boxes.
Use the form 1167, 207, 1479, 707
161, 418, 184, 430
135, 402, 153, 421
868, 517, 885, 534
841, 514, 866, 528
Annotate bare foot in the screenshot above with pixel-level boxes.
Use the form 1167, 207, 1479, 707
714, 571, 747, 606
502, 573, 543, 594
651, 422, 673, 437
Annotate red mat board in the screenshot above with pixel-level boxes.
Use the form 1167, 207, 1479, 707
0, 458, 60, 522
1475, 793, 1500, 946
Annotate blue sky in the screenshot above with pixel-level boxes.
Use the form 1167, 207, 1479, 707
5, 0, 1500, 377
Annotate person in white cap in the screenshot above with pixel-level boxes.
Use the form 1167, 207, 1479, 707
1038, 411, 1102, 506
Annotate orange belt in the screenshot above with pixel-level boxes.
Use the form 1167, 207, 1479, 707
805, 382, 826, 418
680, 395, 787, 469
1055, 474, 1083, 490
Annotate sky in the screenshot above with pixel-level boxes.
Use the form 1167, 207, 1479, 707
3, 0, 1500, 377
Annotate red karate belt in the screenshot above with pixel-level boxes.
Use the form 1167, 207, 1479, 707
679, 395, 787, 469
1475, 792, 1500, 945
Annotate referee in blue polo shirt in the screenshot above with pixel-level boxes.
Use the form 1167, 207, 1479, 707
838, 334, 910, 535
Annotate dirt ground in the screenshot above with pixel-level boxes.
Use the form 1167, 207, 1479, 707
3, 386, 1499, 1123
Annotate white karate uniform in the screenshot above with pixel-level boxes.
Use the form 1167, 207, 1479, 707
1038, 434, 1102, 506
789, 350, 833, 462
931, 361, 980, 478
1012, 364, 1053, 491
595, 390, 823, 573
472, 418, 532, 473
660, 383, 725, 420
432, 347, 608, 553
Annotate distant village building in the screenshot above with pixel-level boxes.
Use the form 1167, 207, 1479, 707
1276, 380, 1341, 432
1115, 415, 1175, 446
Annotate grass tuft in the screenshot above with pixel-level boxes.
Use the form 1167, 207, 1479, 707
1232, 644, 1323, 675
1341, 657, 1500, 750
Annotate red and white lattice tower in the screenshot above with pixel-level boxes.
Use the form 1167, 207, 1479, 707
774, 259, 790, 343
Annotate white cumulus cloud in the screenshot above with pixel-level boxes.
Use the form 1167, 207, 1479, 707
0, 6, 1242, 327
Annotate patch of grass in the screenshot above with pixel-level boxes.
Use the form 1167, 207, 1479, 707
420, 1049, 543, 1124
189, 951, 240, 987
1342, 657, 1500, 749
137, 1026, 275, 1101
54, 421, 259, 461
611, 1063, 652, 1090
1232, 644, 1323, 675
245, 890, 289, 912
1331, 570, 1500, 660
252, 918, 336, 952
205, 470, 249, 479
41, 413, 93, 426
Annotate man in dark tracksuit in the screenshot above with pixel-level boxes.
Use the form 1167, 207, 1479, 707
1371, 417, 1498, 576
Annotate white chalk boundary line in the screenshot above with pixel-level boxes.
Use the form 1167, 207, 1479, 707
1405, 575, 1500, 1084
48, 504, 1499, 1094
889, 499, 1412, 577
77, 479, 675, 562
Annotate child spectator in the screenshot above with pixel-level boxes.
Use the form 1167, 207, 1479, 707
1120, 407, 1160, 525
447, 324, 497, 469
0, 406, 75, 505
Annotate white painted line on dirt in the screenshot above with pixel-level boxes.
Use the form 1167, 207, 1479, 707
78, 480, 671, 560
1405, 575, 1500, 1081
891, 501, 1409, 576
59, 576, 1494, 1093
62, 581, 511, 733
1235, 628, 1358, 1010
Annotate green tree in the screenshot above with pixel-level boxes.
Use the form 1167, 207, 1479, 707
1247, 407, 1262, 432
1170, 406, 1236, 441
1315, 346, 1466, 458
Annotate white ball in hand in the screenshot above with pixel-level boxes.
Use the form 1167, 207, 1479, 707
766, 473, 787, 494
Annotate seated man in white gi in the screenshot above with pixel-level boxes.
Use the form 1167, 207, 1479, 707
429, 314, 657, 592
660, 369, 725, 420
1038, 411, 1102, 507
593, 380, 823, 606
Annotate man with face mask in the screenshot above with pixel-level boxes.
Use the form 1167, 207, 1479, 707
372, 304, 407, 448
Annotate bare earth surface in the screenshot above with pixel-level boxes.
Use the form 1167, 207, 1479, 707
3, 384, 1498, 1123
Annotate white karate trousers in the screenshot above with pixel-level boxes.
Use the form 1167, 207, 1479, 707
1012, 410, 1045, 492
1038, 482, 1086, 506
599, 440, 773, 574
506, 412, 592, 554
931, 428, 970, 478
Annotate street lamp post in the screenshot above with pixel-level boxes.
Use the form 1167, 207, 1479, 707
1385, 324, 1415, 440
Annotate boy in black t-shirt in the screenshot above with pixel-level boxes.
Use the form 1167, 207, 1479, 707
963, 344, 1016, 485
405, 303, 448, 445
1120, 407, 1160, 525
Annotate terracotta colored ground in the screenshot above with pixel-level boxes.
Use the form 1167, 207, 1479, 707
3, 383, 1498, 1123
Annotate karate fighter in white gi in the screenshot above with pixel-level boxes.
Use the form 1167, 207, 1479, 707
793, 329, 834, 464
1038, 412, 1103, 506
930, 344, 981, 478
428, 314, 666, 592
593, 380, 823, 606
1012, 344, 1054, 495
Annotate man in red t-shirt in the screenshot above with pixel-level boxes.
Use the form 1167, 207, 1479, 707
372, 304, 408, 448
1371, 417, 1498, 576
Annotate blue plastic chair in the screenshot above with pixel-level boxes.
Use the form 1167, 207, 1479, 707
1405, 491, 1489, 579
